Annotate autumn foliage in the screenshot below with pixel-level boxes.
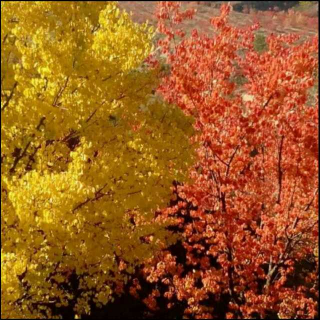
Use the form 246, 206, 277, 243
140, 2, 319, 319
1, 2, 193, 318
1, 1, 319, 319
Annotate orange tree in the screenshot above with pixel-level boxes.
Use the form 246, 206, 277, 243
139, 2, 319, 319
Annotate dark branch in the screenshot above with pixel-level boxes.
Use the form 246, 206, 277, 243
277, 136, 285, 204
10, 141, 31, 174
1, 82, 18, 112
52, 77, 69, 107
262, 94, 273, 110
73, 183, 111, 213
305, 188, 318, 211
226, 145, 240, 177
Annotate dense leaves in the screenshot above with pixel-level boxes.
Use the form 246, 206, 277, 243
1, 2, 194, 318
140, 2, 319, 319
1, 1, 318, 319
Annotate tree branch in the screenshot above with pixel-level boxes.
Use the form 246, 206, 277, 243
52, 77, 69, 107
262, 94, 273, 110
277, 136, 285, 204
226, 145, 240, 177
73, 183, 111, 213
10, 141, 32, 174
1, 82, 18, 112
305, 188, 318, 211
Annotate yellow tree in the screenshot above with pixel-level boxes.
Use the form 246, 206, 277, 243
1, 2, 194, 318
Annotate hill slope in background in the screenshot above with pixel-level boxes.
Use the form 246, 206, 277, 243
119, 1, 318, 37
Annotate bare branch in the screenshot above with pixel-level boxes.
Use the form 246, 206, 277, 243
52, 77, 69, 107
305, 188, 318, 211
1, 82, 18, 112
277, 136, 285, 204
262, 94, 273, 110
226, 145, 240, 177
214, 152, 228, 167
9, 117, 46, 174
73, 183, 111, 213
10, 141, 32, 174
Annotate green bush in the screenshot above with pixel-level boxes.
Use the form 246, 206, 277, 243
254, 33, 268, 53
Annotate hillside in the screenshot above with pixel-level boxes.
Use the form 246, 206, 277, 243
119, 1, 318, 37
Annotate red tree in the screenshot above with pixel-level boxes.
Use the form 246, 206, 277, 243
141, 2, 319, 319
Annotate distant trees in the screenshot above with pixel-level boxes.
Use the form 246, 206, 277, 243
233, 1, 299, 13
